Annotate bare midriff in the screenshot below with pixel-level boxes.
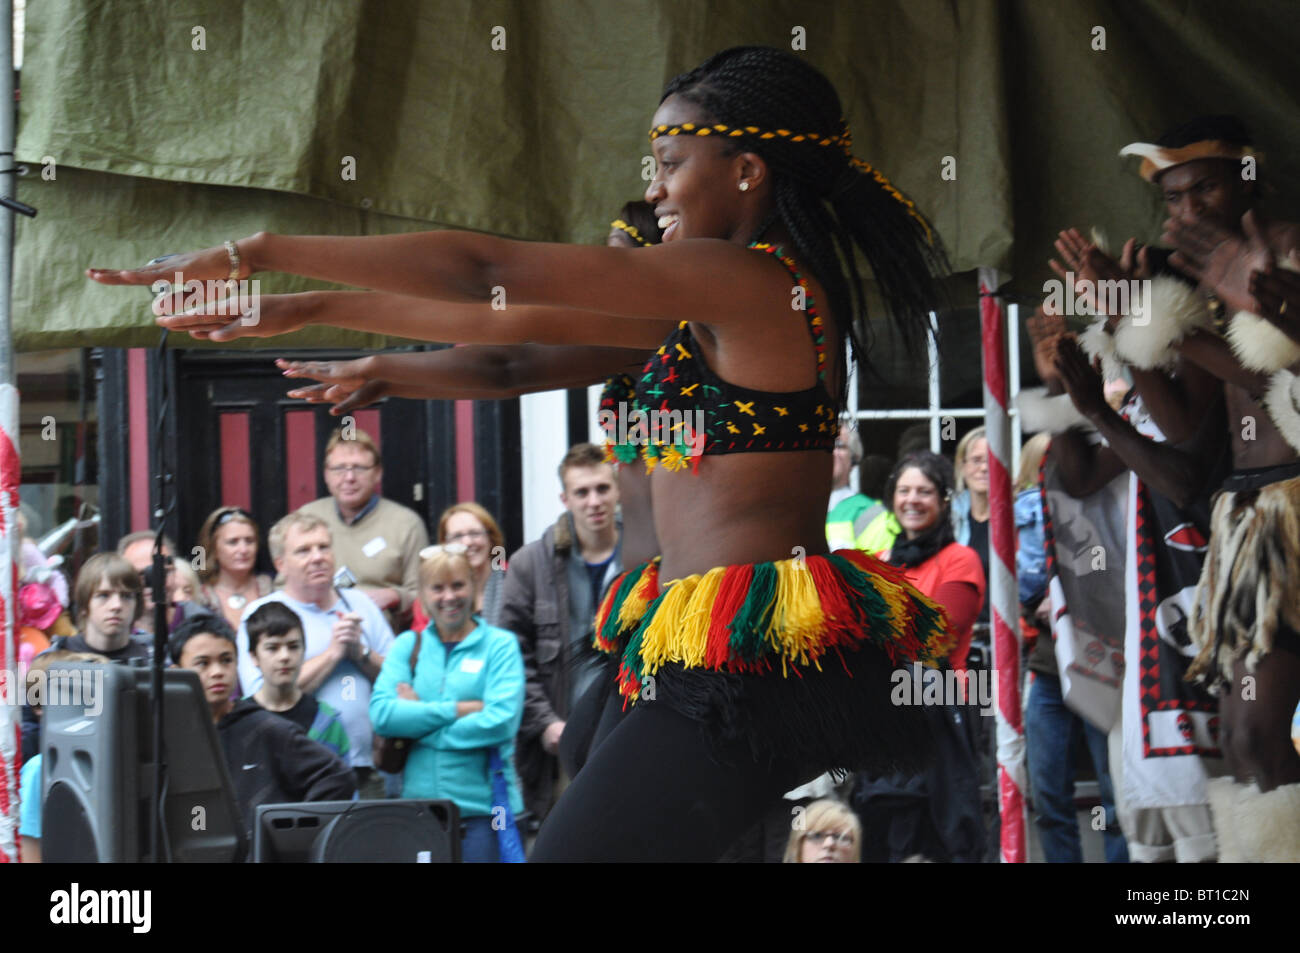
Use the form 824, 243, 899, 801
650, 448, 832, 581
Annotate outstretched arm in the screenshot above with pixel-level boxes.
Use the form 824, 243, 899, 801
89, 231, 781, 329
280, 344, 650, 414
148, 288, 674, 350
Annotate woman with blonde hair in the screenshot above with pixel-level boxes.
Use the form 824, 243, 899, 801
410, 502, 510, 634
195, 506, 273, 630
951, 427, 991, 628
1014, 432, 1053, 609
436, 502, 508, 624
782, 799, 861, 863
370, 545, 526, 862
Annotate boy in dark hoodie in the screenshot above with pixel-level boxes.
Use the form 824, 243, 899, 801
169, 614, 357, 846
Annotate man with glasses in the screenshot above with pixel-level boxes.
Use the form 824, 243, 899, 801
298, 427, 429, 630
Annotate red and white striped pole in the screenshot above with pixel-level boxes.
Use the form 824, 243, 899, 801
979, 269, 1027, 863
0, 0, 19, 865
0, 387, 18, 865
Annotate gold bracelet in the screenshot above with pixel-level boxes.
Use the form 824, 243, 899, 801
223, 240, 241, 281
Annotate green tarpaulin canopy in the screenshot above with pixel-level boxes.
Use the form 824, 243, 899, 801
13, 0, 1300, 351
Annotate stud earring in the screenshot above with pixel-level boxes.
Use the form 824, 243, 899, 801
738, 181, 750, 192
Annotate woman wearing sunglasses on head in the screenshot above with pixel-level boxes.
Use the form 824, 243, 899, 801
196, 506, 274, 631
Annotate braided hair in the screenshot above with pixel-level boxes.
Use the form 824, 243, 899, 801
618, 200, 665, 245
663, 46, 948, 405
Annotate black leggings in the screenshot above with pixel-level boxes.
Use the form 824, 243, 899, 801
531, 701, 807, 862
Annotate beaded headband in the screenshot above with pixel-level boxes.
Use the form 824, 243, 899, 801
649, 119, 932, 243
609, 218, 652, 247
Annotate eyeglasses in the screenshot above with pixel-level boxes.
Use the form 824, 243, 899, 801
805, 830, 855, 847
419, 544, 469, 559
445, 530, 488, 543
326, 464, 376, 476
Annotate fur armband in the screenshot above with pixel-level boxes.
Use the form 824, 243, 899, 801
1264, 368, 1300, 454
1016, 386, 1093, 434
1225, 257, 1300, 372
1111, 275, 1214, 370
1078, 318, 1125, 382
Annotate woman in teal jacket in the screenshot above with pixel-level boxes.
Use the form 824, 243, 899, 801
370, 546, 525, 862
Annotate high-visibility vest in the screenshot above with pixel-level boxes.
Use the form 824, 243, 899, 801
826, 494, 900, 552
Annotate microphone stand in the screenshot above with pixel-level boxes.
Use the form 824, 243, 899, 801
146, 256, 179, 863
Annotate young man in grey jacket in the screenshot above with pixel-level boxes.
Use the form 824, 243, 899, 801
500, 444, 621, 825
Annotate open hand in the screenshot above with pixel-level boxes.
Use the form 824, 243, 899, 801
1050, 229, 1148, 322
1164, 210, 1273, 314
151, 291, 315, 343
1053, 335, 1109, 420
87, 238, 254, 288
1249, 263, 1300, 345
1027, 304, 1068, 388
279, 357, 391, 414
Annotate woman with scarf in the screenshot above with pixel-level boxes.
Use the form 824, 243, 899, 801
853, 451, 987, 862
880, 451, 984, 671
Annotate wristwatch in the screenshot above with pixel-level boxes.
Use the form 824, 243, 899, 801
360, 645, 371, 663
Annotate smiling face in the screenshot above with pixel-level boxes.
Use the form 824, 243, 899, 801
442, 511, 491, 571
561, 464, 618, 536
422, 567, 476, 639
645, 95, 763, 245
1157, 158, 1253, 232
893, 466, 943, 540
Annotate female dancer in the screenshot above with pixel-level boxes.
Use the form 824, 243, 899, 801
90, 47, 950, 861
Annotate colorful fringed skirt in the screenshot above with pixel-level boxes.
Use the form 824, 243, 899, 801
592, 549, 952, 775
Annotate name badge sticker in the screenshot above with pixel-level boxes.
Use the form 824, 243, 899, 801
460, 658, 484, 674
362, 536, 388, 558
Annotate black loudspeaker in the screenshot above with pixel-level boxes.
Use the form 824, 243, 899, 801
40, 662, 245, 862
253, 800, 462, 863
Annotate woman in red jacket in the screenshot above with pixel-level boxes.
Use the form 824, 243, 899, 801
879, 451, 985, 672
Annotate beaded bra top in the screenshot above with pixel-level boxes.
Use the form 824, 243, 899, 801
603, 243, 838, 473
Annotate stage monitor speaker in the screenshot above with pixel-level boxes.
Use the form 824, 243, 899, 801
40, 662, 245, 863
253, 800, 461, 863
